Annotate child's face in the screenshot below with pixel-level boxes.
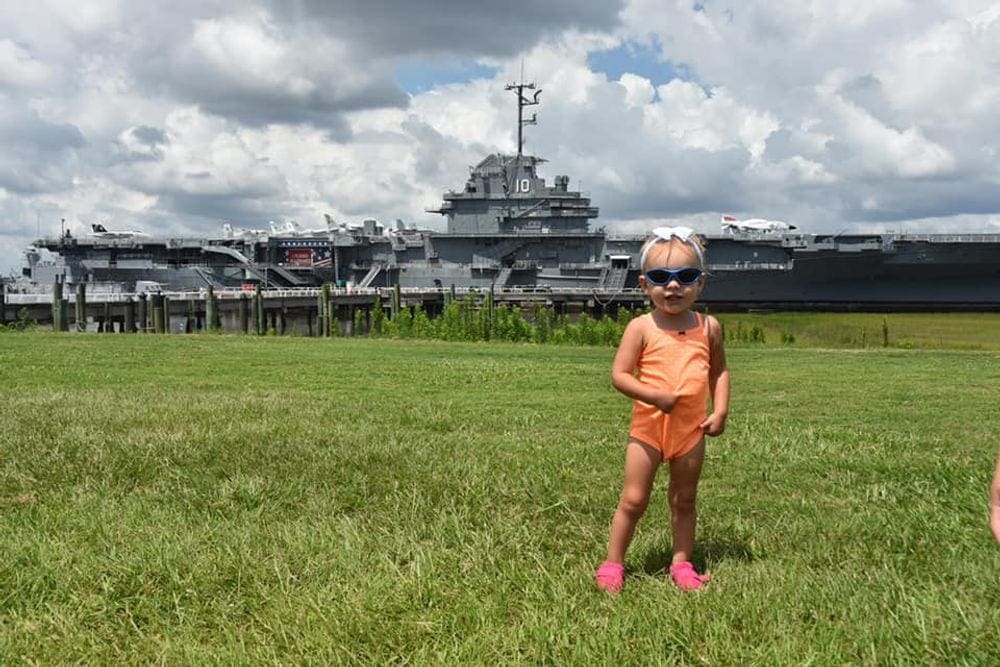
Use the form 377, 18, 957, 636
638, 240, 705, 316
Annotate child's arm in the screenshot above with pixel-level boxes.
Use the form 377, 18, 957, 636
611, 317, 678, 413
700, 315, 730, 437
991, 449, 1000, 545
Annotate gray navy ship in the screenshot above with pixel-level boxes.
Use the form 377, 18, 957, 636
16, 82, 1000, 309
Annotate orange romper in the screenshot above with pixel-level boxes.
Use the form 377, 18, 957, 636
629, 312, 711, 460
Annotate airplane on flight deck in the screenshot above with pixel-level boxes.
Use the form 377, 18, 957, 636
221, 222, 268, 239
720, 215, 797, 233
89, 223, 150, 239
268, 220, 332, 237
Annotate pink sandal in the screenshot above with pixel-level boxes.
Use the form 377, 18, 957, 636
670, 561, 710, 590
594, 561, 625, 594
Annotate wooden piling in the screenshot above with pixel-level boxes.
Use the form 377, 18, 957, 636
125, 298, 136, 333
253, 285, 263, 335
391, 284, 401, 318
51, 280, 66, 332
238, 293, 249, 333
316, 290, 325, 337
75, 283, 86, 332
186, 298, 196, 333
137, 294, 147, 332
206, 286, 217, 332
104, 301, 113, 333
50, 281, 59, 331
254, 285, 267, 336
251, 289, 260, 334
152, 294, 164, 333
0, 287, 5, 326
60, 293, 68, 331
322, 283, 332, 337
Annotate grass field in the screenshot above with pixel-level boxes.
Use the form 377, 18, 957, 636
2, 333, 999, 663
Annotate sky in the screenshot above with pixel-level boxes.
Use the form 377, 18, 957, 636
2, 0, 1000, 275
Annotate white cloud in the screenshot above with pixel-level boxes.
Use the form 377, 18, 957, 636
819, 86, 956, 179
618, 73, 655, 107
0, 40, 52, 89
104, 107, 289, 226
753, 155, 839, 188
642, 82, 778, 163
875, 7, 1000, 142
188, 14, 311, 94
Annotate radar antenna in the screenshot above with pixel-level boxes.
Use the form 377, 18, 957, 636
505, 75, 541, 157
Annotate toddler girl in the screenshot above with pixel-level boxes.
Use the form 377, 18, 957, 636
595, 227, 730, 593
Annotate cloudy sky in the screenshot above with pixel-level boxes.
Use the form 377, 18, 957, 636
2, 0, 1000, 275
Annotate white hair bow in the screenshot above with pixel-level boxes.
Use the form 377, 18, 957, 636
640, 226, 704, 268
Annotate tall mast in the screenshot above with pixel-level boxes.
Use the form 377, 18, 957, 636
505, 78, 541, 157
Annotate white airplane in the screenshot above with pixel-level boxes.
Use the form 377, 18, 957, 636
300, 220, 332, 235
222, 222, 268, 239
325, 213, 362, 233
89, 223, 150, 239
721, 215, 797, 233
267, 220, 330, 237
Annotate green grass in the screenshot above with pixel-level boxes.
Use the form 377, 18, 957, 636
2, 334, 999, 663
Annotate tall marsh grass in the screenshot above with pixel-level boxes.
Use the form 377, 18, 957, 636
364, 299, 1000, 351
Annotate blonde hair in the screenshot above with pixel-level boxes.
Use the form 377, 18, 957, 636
640, 233, 706, 271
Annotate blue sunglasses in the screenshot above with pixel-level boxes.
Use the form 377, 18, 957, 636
643, 267, 703, 286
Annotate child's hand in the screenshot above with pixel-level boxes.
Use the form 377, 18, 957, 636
651, 391, 678, 413
700, 412, 727, 437
991, 483, 1000, 545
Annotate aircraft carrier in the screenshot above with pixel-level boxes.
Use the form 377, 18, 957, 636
15, 82, 1000, 310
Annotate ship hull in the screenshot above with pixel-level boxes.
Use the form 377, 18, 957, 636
20, 232, 1000, 309
704, 238, 1000, 307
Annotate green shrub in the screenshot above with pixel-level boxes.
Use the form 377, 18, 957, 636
370, 296, 385, 336
2, 307, 38, 332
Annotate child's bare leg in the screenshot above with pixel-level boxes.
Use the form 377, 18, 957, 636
606, 439, 661, 563
667, 439, 706, 565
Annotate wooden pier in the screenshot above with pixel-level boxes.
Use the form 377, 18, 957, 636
2, 284, 647, 334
